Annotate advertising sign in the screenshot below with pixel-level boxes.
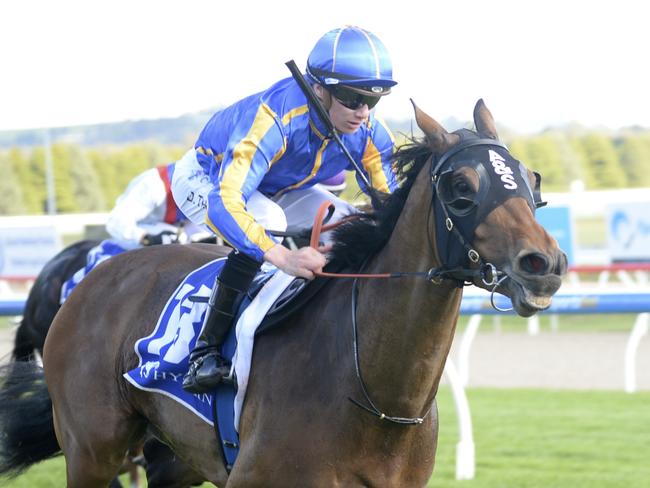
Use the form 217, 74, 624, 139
0, 226, 61, 278
607, 203, 650, 262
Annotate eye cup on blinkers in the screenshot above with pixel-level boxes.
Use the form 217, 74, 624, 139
436, 166, 482, 216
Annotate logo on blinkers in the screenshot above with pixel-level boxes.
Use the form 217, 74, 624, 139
488, 149, 518, 190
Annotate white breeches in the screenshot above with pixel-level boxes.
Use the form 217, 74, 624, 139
171, 149, 357, 246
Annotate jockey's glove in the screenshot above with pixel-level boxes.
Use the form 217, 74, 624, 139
141, 230, 179, 246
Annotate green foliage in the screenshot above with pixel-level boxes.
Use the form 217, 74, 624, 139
0, 143, 185, 215
576, 134, 627, 189
616, 134, 650, 187
64, 144, 107, 212
88, 143, 185, 209
50, 144, 79, 212
507, 138, 531, 166
1, 127, 649, 216
547, 132, 588, 186
508, 135, 567, 191
0, 151, 27, 214
11, 147, 47, 213
509, 131, 587, 187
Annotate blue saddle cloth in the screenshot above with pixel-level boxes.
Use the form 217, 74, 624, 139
123, 257, 273, 470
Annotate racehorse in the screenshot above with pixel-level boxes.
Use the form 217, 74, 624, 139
11, 239, 99, 362
0, 100, 566, 487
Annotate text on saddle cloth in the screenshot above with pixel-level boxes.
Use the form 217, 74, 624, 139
123, 258, 303, 430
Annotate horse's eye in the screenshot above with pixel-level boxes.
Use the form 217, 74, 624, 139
454, 180, 470, 193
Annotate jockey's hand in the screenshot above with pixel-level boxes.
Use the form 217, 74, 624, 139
263, 244, 331, 279
141, 231, 178, 246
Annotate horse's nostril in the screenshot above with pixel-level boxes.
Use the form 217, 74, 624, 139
519, 252, 550, 275
555, 251, 569, 275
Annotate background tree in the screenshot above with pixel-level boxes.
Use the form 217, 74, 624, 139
616, 134, 650, 188
549, 132, 587, 189
576, 134, 626, 189
0, 151, 27, 214
19, 148, 48, 213
2, 126, 649, 217
50, 144, 78, 213
66, 144, 106, 212
506, 137, 531, 167
522, 135, 567, 191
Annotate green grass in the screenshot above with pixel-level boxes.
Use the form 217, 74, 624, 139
2, 457, 67, 488
2, 388, 648, 487
0, 316, 16, 329
432, 387, 650, 488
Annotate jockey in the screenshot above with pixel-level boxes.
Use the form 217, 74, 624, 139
172, 26, 398, 393
60, 163, 199, 303
106, 163, 193, 249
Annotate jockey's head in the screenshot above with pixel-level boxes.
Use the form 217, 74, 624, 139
307, 26, 396, 134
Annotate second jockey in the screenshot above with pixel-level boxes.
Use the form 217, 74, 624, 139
61, 163, 201, 302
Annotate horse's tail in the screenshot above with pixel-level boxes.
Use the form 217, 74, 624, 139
10, 319, 35, 362
0, 361, 60, 478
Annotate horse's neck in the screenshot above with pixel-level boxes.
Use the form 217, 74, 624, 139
358, 165, 462, 414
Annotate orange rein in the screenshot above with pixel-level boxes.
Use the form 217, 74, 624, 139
309, 201, 391, 279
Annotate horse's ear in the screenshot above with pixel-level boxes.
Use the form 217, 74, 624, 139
411, 99, 459, 153
473, 99, 498, 139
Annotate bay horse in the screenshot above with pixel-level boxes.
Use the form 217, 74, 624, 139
0, 100, 566, 487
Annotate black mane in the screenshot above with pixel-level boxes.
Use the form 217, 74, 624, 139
328, 139, 432, 269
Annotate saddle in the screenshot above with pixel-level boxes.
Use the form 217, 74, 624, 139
124, 256, 346, 473
189, 260, 343, 337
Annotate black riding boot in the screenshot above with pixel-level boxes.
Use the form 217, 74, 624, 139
182, 250, 261, 393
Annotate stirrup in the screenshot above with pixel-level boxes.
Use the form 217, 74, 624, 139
182, 348, 233, 393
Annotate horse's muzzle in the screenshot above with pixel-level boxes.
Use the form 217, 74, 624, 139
501, 248, 568, 317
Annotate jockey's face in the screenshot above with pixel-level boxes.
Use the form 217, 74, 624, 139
313, 84, 373, 135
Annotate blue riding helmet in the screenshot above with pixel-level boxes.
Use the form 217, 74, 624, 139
306, 26, 396, 95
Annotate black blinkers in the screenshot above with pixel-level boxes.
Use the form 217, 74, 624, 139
430, 130, 546, 278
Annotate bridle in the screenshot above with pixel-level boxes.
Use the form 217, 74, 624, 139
313, 133, 545, 291
309, 133, 546, 425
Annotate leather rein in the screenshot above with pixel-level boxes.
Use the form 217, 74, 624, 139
305, 143, 518, 426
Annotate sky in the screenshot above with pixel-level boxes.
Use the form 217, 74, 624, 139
1, 0, 648, 134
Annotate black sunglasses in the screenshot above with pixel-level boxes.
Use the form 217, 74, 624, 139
327, 85, 381, 110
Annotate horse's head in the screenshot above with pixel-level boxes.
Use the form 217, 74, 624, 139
413, 99, 567, 317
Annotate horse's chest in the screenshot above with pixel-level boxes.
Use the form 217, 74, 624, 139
235, 423, 435, 487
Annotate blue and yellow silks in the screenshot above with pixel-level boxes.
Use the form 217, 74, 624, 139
195, 76, 397, 261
